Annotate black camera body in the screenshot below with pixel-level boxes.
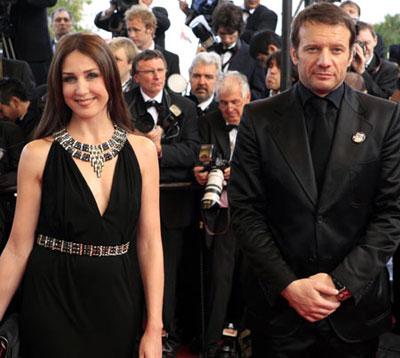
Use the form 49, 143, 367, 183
199, 144, 230, 210
110, 0, 138, 12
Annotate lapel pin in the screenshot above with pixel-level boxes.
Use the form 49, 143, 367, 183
352, 132, 366, 144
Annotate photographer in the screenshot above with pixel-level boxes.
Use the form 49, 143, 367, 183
193, 71, 250, 355
125, 49, 199, 355
94, 0, 170, 49
208, 2, 267, 100
351, 21, 398, 99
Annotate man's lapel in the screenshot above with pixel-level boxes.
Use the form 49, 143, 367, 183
213, 112, 231, 159
319, 86, 373, 211
268, 88, 318, 206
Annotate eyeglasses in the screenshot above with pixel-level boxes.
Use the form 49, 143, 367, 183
136, 68, 166, 76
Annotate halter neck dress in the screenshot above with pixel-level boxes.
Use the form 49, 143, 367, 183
19, 139, 143, 358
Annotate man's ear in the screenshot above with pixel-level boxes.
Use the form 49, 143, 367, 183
290, 47, 299, 65
9, 96, 20, 109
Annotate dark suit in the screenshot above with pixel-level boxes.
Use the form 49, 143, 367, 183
229, 84, 400, 351
186, 94, 219, 118
125, 87, 199, 343
241, 5, 278, 44
210, 40, 267, 100
10, 0, 56, 85
156, 46, 180, 77
362, 53, 399, 99
198, 110, 238, 345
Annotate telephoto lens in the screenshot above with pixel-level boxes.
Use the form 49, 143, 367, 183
201, 168, 225, 209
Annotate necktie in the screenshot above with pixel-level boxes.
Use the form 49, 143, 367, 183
308, 97, 330, 192
145, 100, 161, 110
226, 124, 238, 132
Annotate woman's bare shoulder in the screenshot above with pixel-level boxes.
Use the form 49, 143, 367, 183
20, 137, 54, 177
127, 134, 158, 172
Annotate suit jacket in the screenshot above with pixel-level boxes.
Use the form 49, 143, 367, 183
156, 46, 180, 77
200, 110, 231, 161
210, 40, 267, 100
241, 5, 278, 44
10, 0, 56, 62
229, 83, 400, 341
124, 86, 200, 228
2, 58, 36, 95
362, 53, 399, 99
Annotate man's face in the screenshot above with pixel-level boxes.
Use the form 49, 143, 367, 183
112, 47, 132, 84
218, 81, 250, 125
134, 58, 166, 98
290, 22, 352, 97
356, 28, 377, 63
190, 63, 218, 103
340, 4, 359, 20
265, 59, 281, 92
244, 0, 260, 10
217, 27, 239, 48
52, 10, 72, 39
126, 18, 153, 50
0, 99, 21, 121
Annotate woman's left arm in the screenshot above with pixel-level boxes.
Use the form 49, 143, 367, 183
130, 135, 164, 358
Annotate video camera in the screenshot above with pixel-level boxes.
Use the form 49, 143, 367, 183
198, 144, 230, 210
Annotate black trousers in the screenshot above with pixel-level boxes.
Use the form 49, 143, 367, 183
251, 318, 378, 358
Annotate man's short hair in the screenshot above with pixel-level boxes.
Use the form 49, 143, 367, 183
249, 30, 282, 59
132, 49, 167, 74
355, 21, 376, 39
0, 78, 29, 104
216, 71, 250, 100
51, 7, 73, 22
291, 2, 356, 49
124, 4, 157, 30
189, 52, 222, 77
339, 1, 361, 17
109, 37, 139, 63
265, 50, 281, 70
212, 2, 244, 34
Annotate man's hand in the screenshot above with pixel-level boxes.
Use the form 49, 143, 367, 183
351, 43, 366, 74
193, 166, 209, 185
145, 126, 163, 156
178, 0, 189, 14
223, 166, 231, 181
281, 277, 340, 322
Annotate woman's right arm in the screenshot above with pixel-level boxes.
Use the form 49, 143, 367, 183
0, 139, 51, 321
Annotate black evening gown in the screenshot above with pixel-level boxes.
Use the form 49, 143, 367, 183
19, 140, 143, 358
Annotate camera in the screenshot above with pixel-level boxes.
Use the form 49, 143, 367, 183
110, 0, 138, 12
355, 40, 367, 57
199, 144, 230, 210
188, 15, 216, 50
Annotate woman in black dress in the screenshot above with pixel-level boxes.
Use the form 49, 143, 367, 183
0, 33, 163, 357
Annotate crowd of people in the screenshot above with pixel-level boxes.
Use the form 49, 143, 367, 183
0, 0, 400, 357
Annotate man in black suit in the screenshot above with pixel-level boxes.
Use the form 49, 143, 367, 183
10, 0, 56, 85
124, 4, 179, 79
193, 71, 250, 353
95, 0, 170, 49
229, 3, 400, 356
125, 49, 199, 355
351, 21, 398, 99
187, 52, 221, 117
50, 8, 73, 53
241, 0, 277, 44
209, 2, 266, 100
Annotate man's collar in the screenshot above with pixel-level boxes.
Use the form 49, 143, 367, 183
297, 81, 344, 109
140, 88, 163, 103
198, 95, 215, 111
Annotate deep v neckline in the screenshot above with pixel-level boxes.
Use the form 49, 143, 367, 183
64, 143, 122, 218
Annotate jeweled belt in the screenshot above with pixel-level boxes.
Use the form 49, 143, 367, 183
36, 234, 130, 257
